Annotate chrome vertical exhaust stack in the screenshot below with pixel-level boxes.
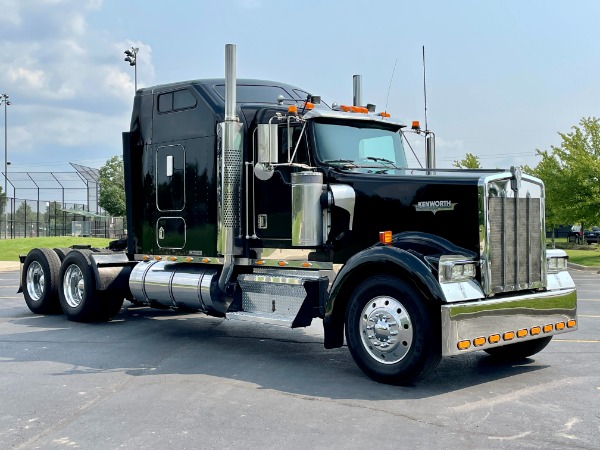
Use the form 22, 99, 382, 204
217, 44, 244, 296
353, 75, 362, 107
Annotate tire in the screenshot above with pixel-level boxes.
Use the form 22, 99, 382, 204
58, 250, 113, 322
22, 248, 62, 314
484, 336, 552, 360
345, 275, 441, 385
52, 247, 72, 262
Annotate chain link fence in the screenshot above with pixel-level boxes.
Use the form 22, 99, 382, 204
0, 197, 125, 239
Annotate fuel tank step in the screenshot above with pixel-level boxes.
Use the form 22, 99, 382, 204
234, 268, 328, 328
227, 311, 294, 327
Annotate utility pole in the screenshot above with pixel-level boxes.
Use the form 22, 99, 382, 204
0, 93, 10, 195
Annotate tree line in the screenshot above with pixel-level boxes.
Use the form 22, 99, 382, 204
453, 117, 600, 232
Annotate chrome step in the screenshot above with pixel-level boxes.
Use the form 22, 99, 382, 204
227, 311, 294, 327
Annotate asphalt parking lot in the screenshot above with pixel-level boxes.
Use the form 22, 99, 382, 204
0, 269, 598, 449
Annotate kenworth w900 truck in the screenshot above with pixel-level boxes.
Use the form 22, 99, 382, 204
20, 45, 577, 384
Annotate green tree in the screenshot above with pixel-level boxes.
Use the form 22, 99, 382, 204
531, 117, 600, 232
98, 155, 126, 217
453, 153, 481, 169
0, 186, 7, 215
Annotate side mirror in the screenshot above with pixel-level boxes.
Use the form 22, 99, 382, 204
257, 124, 278, 164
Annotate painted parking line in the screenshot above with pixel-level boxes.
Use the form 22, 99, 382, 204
579, 315, 600, 318
554, 339, 600, 343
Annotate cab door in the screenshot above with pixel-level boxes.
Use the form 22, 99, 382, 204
155, 144, 186, 249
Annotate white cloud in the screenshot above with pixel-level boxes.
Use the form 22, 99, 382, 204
0, 0, 154, 174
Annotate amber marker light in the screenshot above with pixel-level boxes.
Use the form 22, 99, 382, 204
185, 257, 193, 262
256, 260, 265, 265
301, 262, 312, 267
543, 324, 553, 333
379, 112, 391, 118
503, 331, 515, 341
379, 230, 393, 245
288, 105, 298, 113
517, 329, 528, 338
202, 258, 210, 263
154, 256, 162, 261
168, 256, 177, 261
473, 337, 486, 347
530, 326, 541, 335
457, 340, 471, 350
303, 102, 314, 110
278, 261, 288, 266
142, 255, 149, 261
567, 319, 576, 328
555, 322, 565, 330
488, 334, 501, 344
411, 120, 420, 130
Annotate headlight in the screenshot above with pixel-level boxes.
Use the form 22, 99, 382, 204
546, 249, 568, 273
439, 256, 478, 283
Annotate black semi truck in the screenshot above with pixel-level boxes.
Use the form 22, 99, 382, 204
20, 45, 577, 384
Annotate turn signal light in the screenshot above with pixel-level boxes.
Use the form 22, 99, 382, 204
457, 340, 471, 350
517, 329, 528, 338
503, 331, 515, 341
567, 319, 576, 328
473, 337, 486, 347
530, 326, 541, 335
488, 334, 501, 344
543, 324, 553, 333
555, 322, 565, 330
379, 230, 393, 245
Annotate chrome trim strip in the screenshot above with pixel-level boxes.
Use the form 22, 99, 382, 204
441, 287, 577, 356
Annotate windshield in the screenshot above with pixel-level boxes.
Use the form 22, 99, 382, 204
312, 120, 407, 168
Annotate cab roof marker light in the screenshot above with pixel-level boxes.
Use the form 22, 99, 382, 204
379, 111, 391, 118
517, 329, 528, 338
543, 324, 553, 333
555, 322, 565, 330
530, 326, 541, 335
567, 319, 576, 328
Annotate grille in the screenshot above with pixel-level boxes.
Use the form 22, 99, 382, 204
488, 196, 543, 293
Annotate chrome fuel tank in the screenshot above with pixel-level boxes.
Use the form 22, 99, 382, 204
129, 261, 222, 313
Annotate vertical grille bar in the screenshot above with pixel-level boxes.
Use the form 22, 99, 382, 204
487, 193, 543, 294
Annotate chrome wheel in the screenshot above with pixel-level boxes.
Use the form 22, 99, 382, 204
26, 261, 45, 302
360, 296, 413, 365
63, 264, 85, 308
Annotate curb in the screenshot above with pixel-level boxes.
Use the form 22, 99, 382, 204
567, 262, 600, 273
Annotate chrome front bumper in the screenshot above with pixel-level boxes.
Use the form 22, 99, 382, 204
441, 287, 577, 356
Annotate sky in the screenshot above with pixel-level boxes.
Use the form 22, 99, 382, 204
1, 0, 599, 199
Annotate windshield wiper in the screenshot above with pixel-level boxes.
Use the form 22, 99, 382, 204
363, 156, 397, 167
324, 159, 357, 168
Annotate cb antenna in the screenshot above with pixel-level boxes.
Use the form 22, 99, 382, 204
422, 45, 428, 131
384, 58, 397, 113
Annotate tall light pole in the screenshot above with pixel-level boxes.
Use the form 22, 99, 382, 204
0, 93, 9, 196
124, 47, 139, 92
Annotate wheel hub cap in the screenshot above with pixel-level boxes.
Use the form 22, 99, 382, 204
26, 261, 45, 302
63, 264, 84, 308
360, 296, 413, 364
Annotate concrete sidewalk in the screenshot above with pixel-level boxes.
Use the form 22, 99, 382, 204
0, 261, 20, 272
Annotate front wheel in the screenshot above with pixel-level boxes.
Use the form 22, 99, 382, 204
345, 275, 441, 385
484, 336, 552, 360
